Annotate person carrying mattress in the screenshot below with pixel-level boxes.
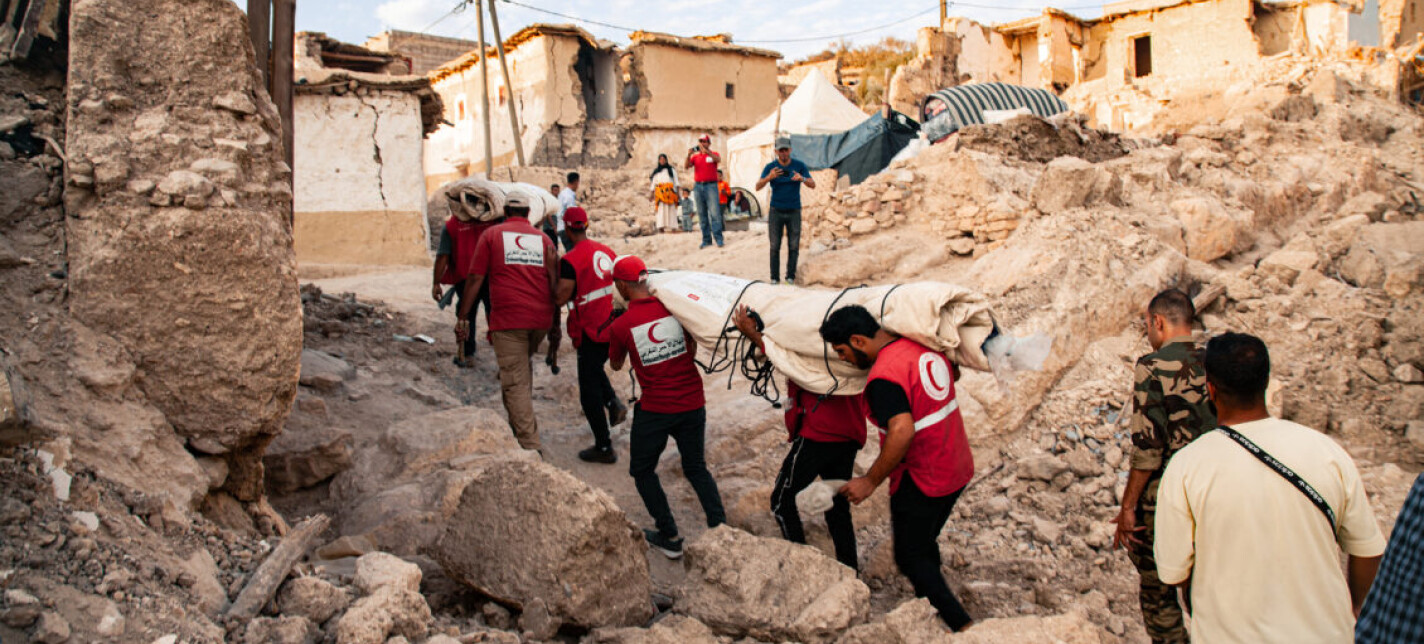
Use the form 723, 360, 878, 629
732, 303, 866, 570
608, 255, 726, 559
820, 304, 975, 633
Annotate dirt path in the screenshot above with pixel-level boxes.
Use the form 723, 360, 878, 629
309, 240, 793, 593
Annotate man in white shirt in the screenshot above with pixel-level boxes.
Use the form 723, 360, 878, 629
1155, 332, 1385, 643
553, 171, 578, 252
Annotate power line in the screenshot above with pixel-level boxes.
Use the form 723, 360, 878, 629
498, 0, 947, 45
419, 0, 471, 34
741, 6, 940, 44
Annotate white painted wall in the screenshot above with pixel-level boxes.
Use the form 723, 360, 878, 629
294, 91, 430, 267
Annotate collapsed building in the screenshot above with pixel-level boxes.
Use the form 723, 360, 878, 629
291, 32, 442, 273
889, 0, 1424, 129
423, 24, 782, 192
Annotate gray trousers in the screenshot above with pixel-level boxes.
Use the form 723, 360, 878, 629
768, 207, 801, 280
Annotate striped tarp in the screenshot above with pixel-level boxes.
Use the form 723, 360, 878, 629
921, 83, 1069, 141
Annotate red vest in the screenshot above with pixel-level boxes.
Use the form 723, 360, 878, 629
440, 217, 491, 284
563, 238, 617, 346
785, 380, 868, 446
866, 338, 974, 497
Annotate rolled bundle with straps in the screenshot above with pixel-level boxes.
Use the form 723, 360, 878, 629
427, 177, 561, 226
642, 270, 1036, 398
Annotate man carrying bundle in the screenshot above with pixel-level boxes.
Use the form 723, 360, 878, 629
734, 304, 865, 570
820, 305, 975, 632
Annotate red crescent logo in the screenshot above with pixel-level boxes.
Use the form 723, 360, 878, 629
513, 235, 530, 250
919, 353, 952, 401
646, 321, 666, 344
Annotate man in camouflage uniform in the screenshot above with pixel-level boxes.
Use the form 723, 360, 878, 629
1113, 288, 1216, 644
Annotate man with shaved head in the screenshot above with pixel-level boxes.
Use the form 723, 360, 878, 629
1113, 288, 1216, 643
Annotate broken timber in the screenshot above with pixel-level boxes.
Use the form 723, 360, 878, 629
226, 514, 330, 621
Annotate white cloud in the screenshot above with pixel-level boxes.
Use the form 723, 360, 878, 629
375, 0, 455, 32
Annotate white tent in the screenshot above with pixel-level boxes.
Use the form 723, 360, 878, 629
728, 68, 869, 210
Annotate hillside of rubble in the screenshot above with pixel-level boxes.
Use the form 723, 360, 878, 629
2, 0, 1423, 641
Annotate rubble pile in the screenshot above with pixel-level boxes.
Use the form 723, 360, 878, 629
3, 0, 1423, 641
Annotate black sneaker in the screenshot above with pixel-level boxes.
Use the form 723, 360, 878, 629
607, 401, 629, 427
578, 445, 617, 464
770, 278, 780, 285
643, 528, 684, 559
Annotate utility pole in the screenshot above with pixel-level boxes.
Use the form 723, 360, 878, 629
487, 0, 526, 167
272, 0, 296, 188
474, 0, 494, 178
247, 0, 271, 86
940, 0, 948, 29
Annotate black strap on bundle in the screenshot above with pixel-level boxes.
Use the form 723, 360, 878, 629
1217, 425, 1337, 533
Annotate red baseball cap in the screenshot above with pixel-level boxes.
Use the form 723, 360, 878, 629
563, 206, 588, 229
699, 133, 711, 142
612, 255, 647, 282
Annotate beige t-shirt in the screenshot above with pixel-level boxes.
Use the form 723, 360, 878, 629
1155, 417, 1387, 644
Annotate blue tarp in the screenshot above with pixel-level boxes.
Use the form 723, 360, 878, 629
787, 111, 920, 187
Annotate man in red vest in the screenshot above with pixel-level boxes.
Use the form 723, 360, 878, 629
456, 193, 559, 453
432, 204, 499, 368
733, 304, 868, 570
609, 255, 725, 559
555, 207, 629, 464
820, 304, 975, 632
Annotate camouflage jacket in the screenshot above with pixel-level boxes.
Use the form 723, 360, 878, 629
1129, 336, 1217, 509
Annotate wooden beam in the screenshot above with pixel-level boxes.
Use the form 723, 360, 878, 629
9, 0, 49, 60
487, 0, 525, 167
272, 0, 296, 181
226, 515, 329, 620
248, 0, 271, 87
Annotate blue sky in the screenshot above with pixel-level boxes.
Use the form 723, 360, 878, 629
235, 0, 1106, 61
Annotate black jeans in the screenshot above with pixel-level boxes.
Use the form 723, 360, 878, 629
628, 406, 725, 538
576, 335, 618, 448
770, 436, 859, 569
453, 279, 491, 358
891, 476, 971, 630
768, 207, 801, 280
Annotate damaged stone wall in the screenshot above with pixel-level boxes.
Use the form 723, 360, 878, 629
631, 40, 780, 128
294, 89, 430, 271
427, 29, 593, 183
56, 0, 301, 513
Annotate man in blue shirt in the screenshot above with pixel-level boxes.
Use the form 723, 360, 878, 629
756, 137, 816, 284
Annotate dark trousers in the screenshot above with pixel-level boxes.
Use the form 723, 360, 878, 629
891, 476, 971, 631
1127, 506, 1188, 643
768, 207, 802, 281
452, 279, 491, 358
576, 336, 618, 448
558, 229, 573, 252
770, 436, 859, 569
628, 406, 725, 538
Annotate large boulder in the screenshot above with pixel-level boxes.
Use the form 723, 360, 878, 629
65, 0, 301, 500
947, 608, 1101, 643
679, 525, 869, 642
263, 425, 353, 494
433, 460, 653, 630
586, 615, 720, 644
1030, 156, 1121, 213
1338, 222, 1424, 296
1171, 197, 1251, 262
330, 408, 528, 554
835, 598, 947, 643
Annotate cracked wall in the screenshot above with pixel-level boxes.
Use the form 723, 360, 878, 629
294, 90, 429, 269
